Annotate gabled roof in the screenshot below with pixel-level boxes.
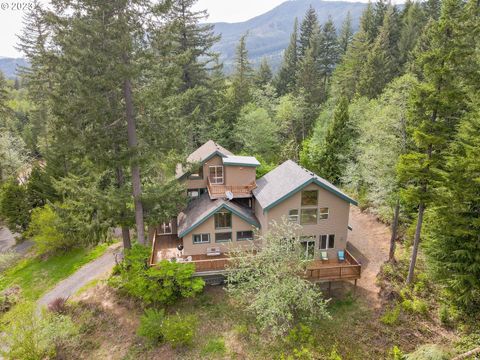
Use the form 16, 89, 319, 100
176, 140, 233, 179
253, 160, 357, 211
177, 193, 260, 238
223, 155, 260, 167
187, 140, 233, 163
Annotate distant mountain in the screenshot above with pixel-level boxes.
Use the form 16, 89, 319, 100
0, 57, 28, 79
212, 0, 368, 72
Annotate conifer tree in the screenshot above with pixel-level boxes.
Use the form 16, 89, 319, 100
276, 19, 299, 96
361, 2, 377, 43
316, 98, 353, 184
231, 34, 254, 111
317, 17, 340, 94
338, 11, 353, 56
398, 1, 427, 68
397, 0, 475, 284
299, 6, 319, 59
255, 58, 273, 88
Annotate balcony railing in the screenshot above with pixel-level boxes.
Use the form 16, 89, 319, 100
207, 177, 256, 199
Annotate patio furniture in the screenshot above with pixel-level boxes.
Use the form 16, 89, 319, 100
321, 251, 328, 261
338, 250, 345, 262
207, 247, 221, 256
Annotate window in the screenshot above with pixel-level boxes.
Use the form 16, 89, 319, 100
301, 190, 318, 206
209, 165, 224, 184
300, 208, 317, 225
300, 236, 316, 259
214, 211, 232, 229
319, 207, 329, 220
193, 233, 210, 244
319, 234, 335, 250
215, 232, 232, 243
237, 231, 254, 241
288, 209, 299, 223
159, 221, 172, 235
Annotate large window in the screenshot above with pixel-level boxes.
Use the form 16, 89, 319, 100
215, 232, 232, 243
159, 221, 172, 235
319, 207, 329, 220
237, 231, 254, 241
193, 233, 210, 244
214, 211, 232, 229
319, 234, 335, 250
209, 165, 224, 184
300, 208, 317, 225
301, 190, 318, 206
288, 209, 299, 223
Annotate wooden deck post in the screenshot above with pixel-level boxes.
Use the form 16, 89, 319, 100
328, 281, 332, 296
354, 279, 357, 295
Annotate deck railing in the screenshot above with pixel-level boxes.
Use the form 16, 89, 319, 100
207, 177, 256, 198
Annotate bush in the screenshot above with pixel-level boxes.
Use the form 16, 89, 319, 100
0, 302, 78, 360
0, 286, 21, 313
48, 297, 68, 314
137, 308, 165, 345
402, 298, 428, 315
201, 337, 226, 357
285, 324, 314, 348
0, 180, 30, 232
162, 313, 197, 348
381, 305, 401, 325
389, 345, 405, 360
329, 346, 342, 360
27, 205, 75, 255
109, 244, 205, 305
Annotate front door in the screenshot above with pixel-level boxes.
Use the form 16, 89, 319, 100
300, 239, 315, 260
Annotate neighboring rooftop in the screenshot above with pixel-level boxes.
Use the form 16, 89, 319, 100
187, 140, 233, 163
222, 155, 260, 167
253, 160, 357, 210
177, 193, 260, 238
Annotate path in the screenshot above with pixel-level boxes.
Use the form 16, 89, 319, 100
346, 206, 391, 305
37, 243, 123, 308
0, 225, 34, 254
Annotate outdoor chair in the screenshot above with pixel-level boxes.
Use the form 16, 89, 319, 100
321, 251, 328, 261
338, 250, 345, 262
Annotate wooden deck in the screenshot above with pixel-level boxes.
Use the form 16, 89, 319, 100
207, 177, 256, 199
150, 232, 361, 281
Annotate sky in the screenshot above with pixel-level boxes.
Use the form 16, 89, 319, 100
1, 0, 369, 57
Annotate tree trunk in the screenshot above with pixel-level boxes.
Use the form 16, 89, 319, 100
406, 202, 425, 284
389, 199, 400, 262
116, 166, 131, 250
123, 75, 145, 245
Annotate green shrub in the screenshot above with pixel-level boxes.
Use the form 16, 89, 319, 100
390, 345, 405, 359
201, 337, 226, 357
162, 313, 197, 348
0, 180, 31, 232
109, 244, 205, 305
27, 205, 75, 255
137, 308, 165, 345
402, 298, 428, 315
329, 345, 342, 360
0, 250, 19, 272
381, 305, 400, 325
438, 305, 452, 327
0, 302, 78, 360
285, 323, 314, 348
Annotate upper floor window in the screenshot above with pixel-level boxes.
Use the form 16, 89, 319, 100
214, 211, 232, 229
159, 221, 173, 235
301, 190, 318, 206
215, 232, 232, 243
209, 165, 224, 184
300, 208, 317, 225
288, 209, 299, 223
319, 207, 329, 220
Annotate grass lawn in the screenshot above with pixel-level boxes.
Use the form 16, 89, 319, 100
0, 242, 110, 301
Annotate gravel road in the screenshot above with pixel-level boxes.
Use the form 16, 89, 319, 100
37, 243, 123, 309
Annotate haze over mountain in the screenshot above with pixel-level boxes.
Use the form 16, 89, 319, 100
0, 0, 368, 77
212, 0, 368, 72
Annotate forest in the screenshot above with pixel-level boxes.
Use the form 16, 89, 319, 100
0, 0, 479, 358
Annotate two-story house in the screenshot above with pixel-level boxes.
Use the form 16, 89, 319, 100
150, 140, 361, 283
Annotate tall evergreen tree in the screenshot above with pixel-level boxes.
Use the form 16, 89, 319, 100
276, 19, 299, 96
338, 11, 354, 56
299, 6, 319, 59
231, 34, 253, 111
255, 58, 273, 88
398, 1, 427, 68
397, 0, 475, 284
317, 17, 340, 94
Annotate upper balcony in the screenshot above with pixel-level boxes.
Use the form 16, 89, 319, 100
207, 177, 257, 199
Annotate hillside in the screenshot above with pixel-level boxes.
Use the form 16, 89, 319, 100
212, 0, 367, 71
0, 57, 28, 79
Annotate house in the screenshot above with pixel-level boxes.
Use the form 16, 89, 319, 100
150, 140, 361, 282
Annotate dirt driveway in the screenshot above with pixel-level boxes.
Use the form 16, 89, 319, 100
346, 206, 391, 305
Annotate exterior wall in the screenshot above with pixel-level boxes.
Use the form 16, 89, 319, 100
224, 166, 256, 186
254, 198, 269, 233
261, 183, 351, 260
185, 155, 223, 190
182, 210, 259, 256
